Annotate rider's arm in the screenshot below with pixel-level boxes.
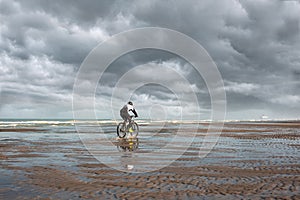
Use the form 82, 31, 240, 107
132, 109, 138, 118
129, 108, 138, 118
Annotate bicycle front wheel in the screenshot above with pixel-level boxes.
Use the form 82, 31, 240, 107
117, 122, 126, 138
128, 122, 139, 137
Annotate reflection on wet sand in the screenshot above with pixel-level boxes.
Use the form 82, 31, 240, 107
115, 138, 139, 152
0, 121, 299, 199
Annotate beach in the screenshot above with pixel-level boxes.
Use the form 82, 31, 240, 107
0, 120, 299, 199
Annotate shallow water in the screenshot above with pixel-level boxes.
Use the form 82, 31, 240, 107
0, 120, 299, 199
1, 120, 299, 169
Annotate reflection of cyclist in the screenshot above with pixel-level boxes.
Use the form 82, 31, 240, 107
120, 101, 138, 131
117, 138, 139, 152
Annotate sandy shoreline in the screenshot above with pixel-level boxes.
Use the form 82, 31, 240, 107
0, 122, 299, 199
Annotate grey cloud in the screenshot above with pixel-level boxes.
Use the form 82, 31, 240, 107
13, 0, 117, 25
0, 52, 74, 116
1, 0, 299, 119
0, 0, 18, 16
1, 0, 112, 64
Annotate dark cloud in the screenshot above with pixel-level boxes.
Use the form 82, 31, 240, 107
0, 0, 299, 119
11, 0, 117, 25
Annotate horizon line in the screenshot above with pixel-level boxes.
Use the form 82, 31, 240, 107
0, 118, 299, 122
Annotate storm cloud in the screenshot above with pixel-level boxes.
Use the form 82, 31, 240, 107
0, 0, 299, 120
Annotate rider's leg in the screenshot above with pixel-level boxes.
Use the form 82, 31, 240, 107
121, 121, 126, 131
120, 114, 127, 132
124, 114, 131, 130
127, 115, 133, 129
120, 112, 131, 132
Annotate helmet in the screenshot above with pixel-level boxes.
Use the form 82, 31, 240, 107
128, 101, 133, 105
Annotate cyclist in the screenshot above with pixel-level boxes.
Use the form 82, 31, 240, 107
120, 101, 138, 131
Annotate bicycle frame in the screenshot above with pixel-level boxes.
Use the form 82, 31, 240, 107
117, 117, 139, 138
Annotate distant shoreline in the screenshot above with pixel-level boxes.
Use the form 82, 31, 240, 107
0, 118, 299, 122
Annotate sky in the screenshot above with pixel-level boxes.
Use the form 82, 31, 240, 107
0, 0, 300, 120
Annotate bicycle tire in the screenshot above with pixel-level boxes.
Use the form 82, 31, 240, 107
117, 122, 126, 138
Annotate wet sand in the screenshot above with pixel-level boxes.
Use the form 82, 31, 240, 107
0, 122, 299, 199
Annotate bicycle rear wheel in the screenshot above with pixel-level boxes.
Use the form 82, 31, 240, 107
117, 122, 126, 138
128, 122, 139, 137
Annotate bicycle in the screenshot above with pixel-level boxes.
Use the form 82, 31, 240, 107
117, 117, 139, 138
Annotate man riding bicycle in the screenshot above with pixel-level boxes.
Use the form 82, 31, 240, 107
120, 101, 138, 131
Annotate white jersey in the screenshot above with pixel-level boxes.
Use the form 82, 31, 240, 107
127, 104, 134, 112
